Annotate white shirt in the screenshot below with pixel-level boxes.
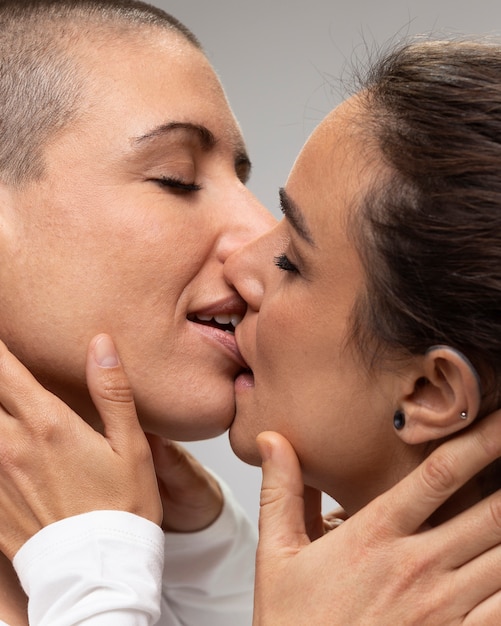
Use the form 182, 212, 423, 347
7, 478, 256, 625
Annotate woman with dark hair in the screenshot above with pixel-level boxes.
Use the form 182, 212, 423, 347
226, 37, 501, 624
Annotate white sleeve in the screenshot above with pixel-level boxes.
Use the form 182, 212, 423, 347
10, 479, 257, 626
13, 511, 165, 626
160, 477, 257, 626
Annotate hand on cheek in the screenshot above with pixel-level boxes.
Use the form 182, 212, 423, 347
0, 334, 162, 561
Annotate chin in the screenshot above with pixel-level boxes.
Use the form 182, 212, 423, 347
144, 412, 234, 442
136, 396, 236, 442
228, 423, 262, 467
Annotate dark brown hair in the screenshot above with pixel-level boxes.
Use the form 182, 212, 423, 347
0, 0, 201, 185
351, 39, 501, 415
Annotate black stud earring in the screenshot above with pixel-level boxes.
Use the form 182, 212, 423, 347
393, 409, 405, 430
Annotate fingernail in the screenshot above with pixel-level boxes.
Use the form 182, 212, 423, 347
94, 335, 119, 368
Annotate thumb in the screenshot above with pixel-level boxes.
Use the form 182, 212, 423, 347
256, 431, 310, 559
86, 334, 145, 451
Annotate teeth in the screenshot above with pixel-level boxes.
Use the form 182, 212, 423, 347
195, 313, 242, 328
231, 314, 242, 327
214, 314, 231, 325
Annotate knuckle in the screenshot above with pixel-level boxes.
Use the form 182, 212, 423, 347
259, 484, 291, 509
488, 495, 501, 531
420, 451, 456, 496
99, 373, 134, 404
30, 407, 63, 441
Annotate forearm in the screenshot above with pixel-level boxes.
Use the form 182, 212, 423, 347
14, 511, 164, 626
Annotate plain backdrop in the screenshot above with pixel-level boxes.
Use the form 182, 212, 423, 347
149, 0, 501, 525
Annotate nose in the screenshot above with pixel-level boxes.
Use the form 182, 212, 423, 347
215, 187, 276, 264
224, 226, 276, 312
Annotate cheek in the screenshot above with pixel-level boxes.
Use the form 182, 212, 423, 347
257, 295, 336, 386
255, 301, 363, 422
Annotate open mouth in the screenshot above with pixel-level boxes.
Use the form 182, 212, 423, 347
187, 313, 242, 335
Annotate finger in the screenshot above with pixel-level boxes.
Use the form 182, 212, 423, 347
322, 506, 347, 533
454, 543, 501, 619
86, 334, 145, 452
147, 435, 208, 491
373, 409, 501, 536
256, 431, 310, 556
465, 588, 501, 625
323, 506, 348, 521
147, 435, 223, 532
424, 490, 501, 570
0, 339, 53, 418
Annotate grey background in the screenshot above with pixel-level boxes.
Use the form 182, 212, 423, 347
149, 0, 501, 525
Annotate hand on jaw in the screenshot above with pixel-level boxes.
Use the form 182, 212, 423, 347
253, 427, 501, 625
0, 334, 162, 561
0, 334, 500, 624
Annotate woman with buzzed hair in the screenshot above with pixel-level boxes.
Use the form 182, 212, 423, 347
0, 1, 262, 624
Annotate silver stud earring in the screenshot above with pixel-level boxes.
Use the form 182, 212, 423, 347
393, 409, 405, 430
460, 411, 468, 420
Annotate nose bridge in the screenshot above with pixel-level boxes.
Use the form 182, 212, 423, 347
216, 187, 276, 262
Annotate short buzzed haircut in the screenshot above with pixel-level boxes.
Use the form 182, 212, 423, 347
0, 0, 201, 185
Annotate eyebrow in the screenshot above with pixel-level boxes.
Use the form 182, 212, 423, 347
132, 121, 252, 182
279, 187, 315, 245
133, 121, 217, 149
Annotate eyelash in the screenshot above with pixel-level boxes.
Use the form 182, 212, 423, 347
274, 253, 299, 274
154, 176, 202, 192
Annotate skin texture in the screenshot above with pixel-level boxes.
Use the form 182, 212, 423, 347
0, 27, 273, 621
1, 337, 501, 624
1, 27, 501, 625
226, 95, 484, 516
226, 97, 419, 511
0, 28, 274, 442
252, 428, 501, 625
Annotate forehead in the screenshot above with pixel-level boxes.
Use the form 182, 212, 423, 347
287, 96, 371, 233
66, 28, 245, 155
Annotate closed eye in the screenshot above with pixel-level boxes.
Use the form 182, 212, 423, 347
153, 176, 202, 192
274, 253, 299, 274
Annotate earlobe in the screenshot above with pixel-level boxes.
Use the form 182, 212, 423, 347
397, 345, 481, 445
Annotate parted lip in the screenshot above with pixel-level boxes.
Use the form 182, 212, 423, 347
187, 294, 249, 369
187, 294, 247, 319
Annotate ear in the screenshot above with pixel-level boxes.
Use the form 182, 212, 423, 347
398, 345, 481, 445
